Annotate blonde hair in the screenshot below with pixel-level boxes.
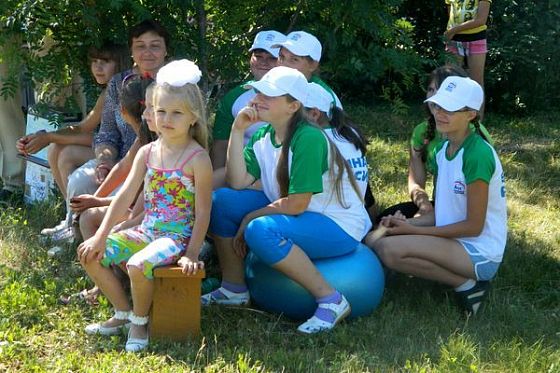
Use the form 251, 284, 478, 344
153, 82, 209, 149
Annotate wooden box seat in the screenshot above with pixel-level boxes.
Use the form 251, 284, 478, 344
150, 266, 205, 341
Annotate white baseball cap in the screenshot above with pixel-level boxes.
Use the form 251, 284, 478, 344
244, 66, 309, 103
303, 82, 334, 116
424, 76, 484, 112
272, 31, 322, 62
249, 30, 286, 58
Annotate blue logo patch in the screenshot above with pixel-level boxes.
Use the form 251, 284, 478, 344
291, 33, 302, 41
445, 82, 457, 92
453, 180, 466, 194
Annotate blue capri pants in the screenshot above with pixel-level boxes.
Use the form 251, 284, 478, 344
210, 188, 361, 265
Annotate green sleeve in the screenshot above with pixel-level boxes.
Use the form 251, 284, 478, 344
410, 121, 429, 150
288, 124, 328, 195
462, 137, 496, 185
212, 85, 246, 141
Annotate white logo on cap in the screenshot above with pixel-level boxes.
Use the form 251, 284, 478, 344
445, 82, 457, 92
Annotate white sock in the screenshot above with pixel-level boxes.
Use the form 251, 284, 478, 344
454, 279, 476, 292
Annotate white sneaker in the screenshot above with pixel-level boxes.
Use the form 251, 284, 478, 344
47, 246, 64, 258
40, 220, 68, 236
201, 287, 250, 306
47, 226, 75, 244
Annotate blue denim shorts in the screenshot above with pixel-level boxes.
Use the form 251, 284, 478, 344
461, 242, 501, 281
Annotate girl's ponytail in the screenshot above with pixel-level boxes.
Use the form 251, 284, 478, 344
472, 117, 490, 143
276, 102, 303, 198
330, 108, 367, 154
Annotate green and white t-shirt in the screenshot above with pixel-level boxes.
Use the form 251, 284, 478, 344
213, 76, 342, 144
244, 122, 371, 240
433, 133, 507, 262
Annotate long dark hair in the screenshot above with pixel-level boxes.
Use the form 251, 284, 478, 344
421, 64, 468, 161
120, 75, 156, 144
329, 107, 367, 154
276, 97, 362, 207
276, 97, 304, 198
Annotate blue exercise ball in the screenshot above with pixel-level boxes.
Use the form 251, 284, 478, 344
245, 244, 385, 320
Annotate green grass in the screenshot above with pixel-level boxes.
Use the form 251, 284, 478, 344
1, 106, 559, 372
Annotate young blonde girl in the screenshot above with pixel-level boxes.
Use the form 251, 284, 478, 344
365, 76, 506, 316
77, 59, 212, 352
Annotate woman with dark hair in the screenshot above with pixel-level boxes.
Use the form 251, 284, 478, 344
39, 20, 170, 243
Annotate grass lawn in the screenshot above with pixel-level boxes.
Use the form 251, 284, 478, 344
1, 105, 559, 372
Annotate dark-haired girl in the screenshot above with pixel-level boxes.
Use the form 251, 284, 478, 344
204, 67, 371, 333
379, 65, 492, 220
365, 76, 506, 316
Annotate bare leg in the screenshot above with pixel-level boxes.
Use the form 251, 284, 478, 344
466, 53, 487, 119
212, 167, 227, 189
466, 53, 486, 88
213, 235, 245, 285
372, 234, 476, 287
57, 144, 95, 194
272, 244, 334, 298
79, 206, 109, 240
127, 266, 153, 339
47, 144, 66, 198
82, 259, 130, 326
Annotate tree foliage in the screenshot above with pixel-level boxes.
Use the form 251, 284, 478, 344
0, 0, 558, 116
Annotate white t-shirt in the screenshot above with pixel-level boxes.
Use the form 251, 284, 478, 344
244, 122, 371, 241
434, 133, 507, 262
323, 127, 368, 198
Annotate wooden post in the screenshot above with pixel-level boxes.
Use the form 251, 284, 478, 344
150, 266, 206, 341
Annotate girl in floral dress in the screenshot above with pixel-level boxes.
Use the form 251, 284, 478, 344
77, 59, 212, 352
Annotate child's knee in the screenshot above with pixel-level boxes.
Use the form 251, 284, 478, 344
127, 264, 147, 281
245, 217, 291, 265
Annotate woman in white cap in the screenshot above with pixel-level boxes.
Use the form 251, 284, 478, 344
365, 76, 507, 316
273, 30, 342, 109
211, 30, 286, 186
204, 66, 371, 334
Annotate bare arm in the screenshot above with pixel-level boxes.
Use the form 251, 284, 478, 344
16, 90, 106, 154
111, 193, 145, 233
388, 180, 489, 237
179, 152, 213, 272
94, 139, 141, 197
226, 106, 258, 189
77, 145, 148, 263
408, 147, 433, 214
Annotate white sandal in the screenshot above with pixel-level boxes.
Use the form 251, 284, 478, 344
125, 313, 149, 353
85, 310, 130, 336
297, 295, 351, 334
